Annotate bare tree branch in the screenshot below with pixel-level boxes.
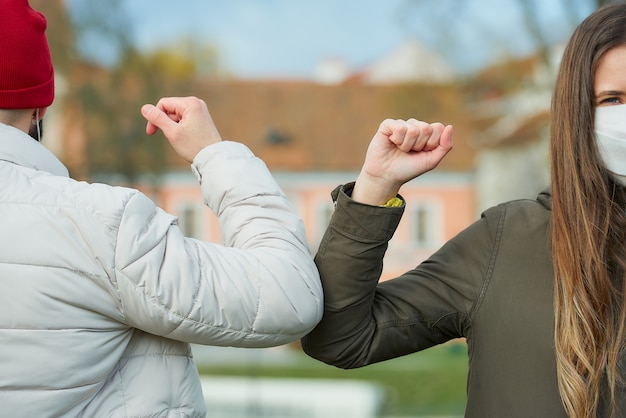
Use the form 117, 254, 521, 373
402, 0, 601, 72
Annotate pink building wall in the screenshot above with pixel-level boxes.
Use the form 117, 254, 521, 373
140, 171, 476, 282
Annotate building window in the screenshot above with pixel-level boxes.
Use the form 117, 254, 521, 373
178, 202, 204, 239
410, 201, 440, 249
313, 201, 336, 250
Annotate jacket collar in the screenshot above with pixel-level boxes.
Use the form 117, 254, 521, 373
537, 186, 552, 211
0, 122, 69, 177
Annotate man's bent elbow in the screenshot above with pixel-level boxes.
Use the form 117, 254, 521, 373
243, 267, 323, 348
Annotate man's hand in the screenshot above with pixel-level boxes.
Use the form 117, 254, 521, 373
141, 96, 222, 163
352, 118, 453, 206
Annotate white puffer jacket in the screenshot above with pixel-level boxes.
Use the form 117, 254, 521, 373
0, 123, 323, 417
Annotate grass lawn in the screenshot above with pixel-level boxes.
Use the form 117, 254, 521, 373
197, 341, 468, 416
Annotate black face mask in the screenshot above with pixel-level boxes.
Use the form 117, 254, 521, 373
28, 119, 43, 142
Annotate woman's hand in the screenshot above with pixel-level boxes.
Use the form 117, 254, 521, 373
352, 118, 453, 206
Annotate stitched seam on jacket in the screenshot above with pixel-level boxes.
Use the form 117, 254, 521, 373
0, 380, 102, 392
167, 240, 205, 333
114, 194, 160, 269
112, 192, 159, 325
115, 365, 129, 418
242, 258, 263, 344
378, 311, 470, 335
115, 269, 302, 338
126, 409, 205, 418
432, 311, 470, 336
0, 261, 105, 280
121, 353, 192, 360
215, 192, 282, 218
468, 204, 506, 320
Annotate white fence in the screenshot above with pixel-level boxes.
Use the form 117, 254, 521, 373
200, 376, 384, 418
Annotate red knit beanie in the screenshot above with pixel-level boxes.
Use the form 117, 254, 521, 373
0, 0, 54, 109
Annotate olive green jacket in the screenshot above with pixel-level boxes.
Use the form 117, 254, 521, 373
302, 183, 626, 417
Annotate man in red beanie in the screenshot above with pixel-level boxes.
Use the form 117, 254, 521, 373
0, 1, 322, 417
0, 0, 55, 141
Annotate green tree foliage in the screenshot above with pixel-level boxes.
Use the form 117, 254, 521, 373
31, 0, 77, 74
32, 0, 221, 183
76, 47, 205, 183
82, 51, 221, 182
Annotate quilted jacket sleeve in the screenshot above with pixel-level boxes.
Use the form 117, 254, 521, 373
113, 141, 323, 347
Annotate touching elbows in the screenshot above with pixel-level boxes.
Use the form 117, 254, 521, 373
243, 254, 323, 348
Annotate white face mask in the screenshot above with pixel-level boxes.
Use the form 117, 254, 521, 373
595, 104, 626, 186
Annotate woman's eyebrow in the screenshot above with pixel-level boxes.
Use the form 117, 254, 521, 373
595, 89, 626, 97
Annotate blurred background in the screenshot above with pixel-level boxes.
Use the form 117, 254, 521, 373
31, 0, 608, 416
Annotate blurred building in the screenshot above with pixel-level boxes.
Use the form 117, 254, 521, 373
134, 40, 478, 281
49, 37, 558, 280
467, 43, 562, 210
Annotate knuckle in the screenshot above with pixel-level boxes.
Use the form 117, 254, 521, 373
431, 122, 445, 130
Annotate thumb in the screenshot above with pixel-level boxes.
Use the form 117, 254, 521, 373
429, 124, 454, 164
141, 104, 175, 136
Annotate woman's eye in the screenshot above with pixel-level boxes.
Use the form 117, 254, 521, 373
599, 97, 622, 105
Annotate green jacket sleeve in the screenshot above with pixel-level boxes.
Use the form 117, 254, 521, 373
302, 183, 500, 369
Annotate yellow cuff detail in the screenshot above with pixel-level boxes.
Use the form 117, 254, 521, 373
382, 197, 403, 207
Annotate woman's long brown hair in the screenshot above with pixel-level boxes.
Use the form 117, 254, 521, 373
550, 3, 626, 416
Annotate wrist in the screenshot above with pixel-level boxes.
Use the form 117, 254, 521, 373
352, 172, 401, 206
